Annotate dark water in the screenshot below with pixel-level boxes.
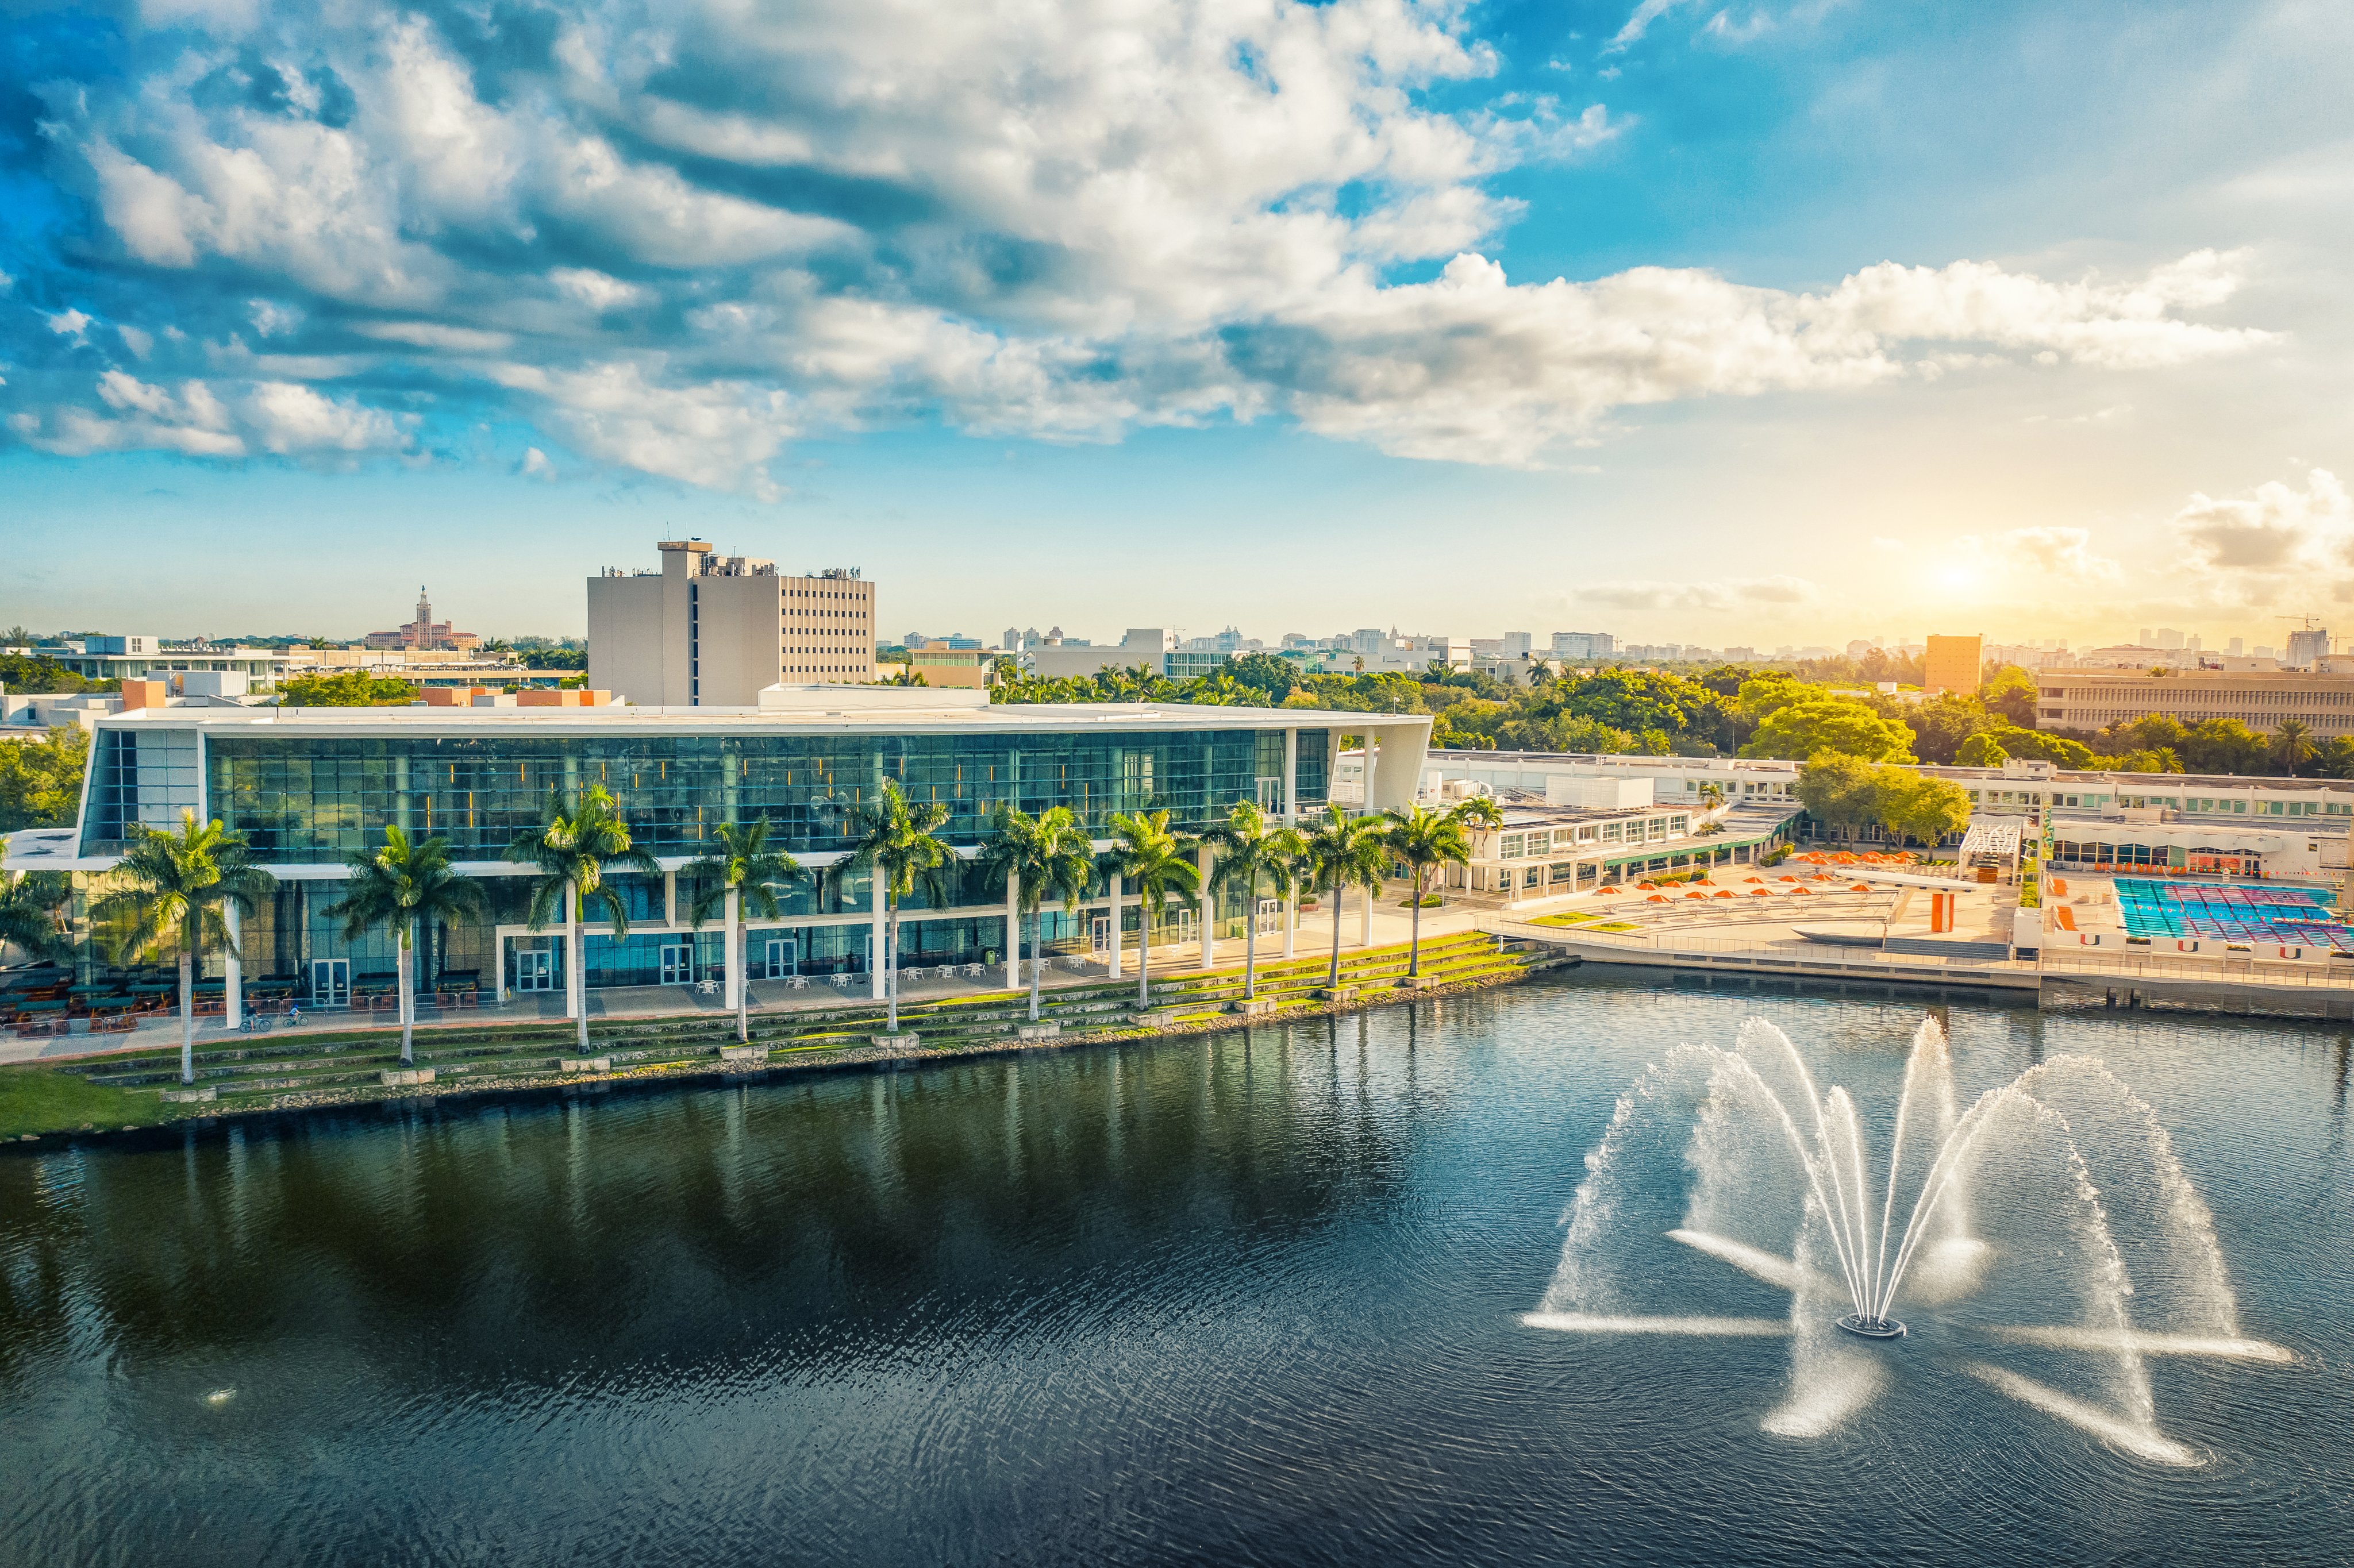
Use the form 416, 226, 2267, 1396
5, 973, 2353, 1566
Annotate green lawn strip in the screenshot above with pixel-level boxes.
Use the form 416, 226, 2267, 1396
0, 1065, 171, 1139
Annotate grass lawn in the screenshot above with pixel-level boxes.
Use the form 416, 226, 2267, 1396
0, 1062, 171, 1140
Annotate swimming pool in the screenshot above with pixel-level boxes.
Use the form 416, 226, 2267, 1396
2110, 878, 2348, 946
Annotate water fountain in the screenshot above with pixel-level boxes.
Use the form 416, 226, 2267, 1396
1524, 1016, 2290, 1465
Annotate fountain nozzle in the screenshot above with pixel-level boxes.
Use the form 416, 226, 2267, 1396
1836, 1314, 1907, 1340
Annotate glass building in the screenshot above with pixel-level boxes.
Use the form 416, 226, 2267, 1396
26, 690, 1431, 1012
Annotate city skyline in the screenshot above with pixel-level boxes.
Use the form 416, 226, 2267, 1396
3, 2, 2349, 645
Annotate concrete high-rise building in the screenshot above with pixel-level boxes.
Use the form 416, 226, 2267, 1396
2138, 627, 2155, 646
2228, 637, 2245, 656
1922, 633, 1984, 694
2287, 627, 2331, 669
2154, 628, 2185, 651
1551, 631, 1616, 660
588, 539, 875, 706
1499, 631, 1533, 657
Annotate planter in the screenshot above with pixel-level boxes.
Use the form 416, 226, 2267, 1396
1229, 997, 1278, 1016
870, 1033, 921, 1051
559, 1057, 610, 1073
717, 1046, 763, 1064
1015, 1022, 1061, 1041
1131, 1009, 1179, 1028
380, 1068, 436, 1088
1316, 987, 1358, 1003
161, 1087, 217, 1104
1394, 976, 1434, 991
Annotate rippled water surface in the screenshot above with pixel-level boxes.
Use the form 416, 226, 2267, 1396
5, 973, 2354, 1566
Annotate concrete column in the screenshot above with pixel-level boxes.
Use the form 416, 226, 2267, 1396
723, 887, 741, 1014
1283, 728, 1299, 823
1361, 861, 1376, 946
1107, 869, 1123, 978
870, 876, 887, 1000
664, 869, 678, 927
1003, 870, 1021, 991
1282, 882, 1296, 960
1197, 846, 1214, 969
224, 901, 243, 1031
1361, 728, 1378, 816
566, 884, 582, 1021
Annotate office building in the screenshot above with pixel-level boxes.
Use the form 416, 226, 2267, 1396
588, 540, 875, 706
1030, 628, 1176, 680
19, 635, 295, 689
11, 688, 1426, 1010
1922, 634, 1983, 694
2034, 668, 2354, 735
1551, 631, 1616, 660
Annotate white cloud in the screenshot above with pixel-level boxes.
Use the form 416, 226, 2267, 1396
45, 310, 92, 341
118, 325, 154, 359
13, 370, 410, 461
0, 0, 2278, 490
518, 446, 558, 481
2175, 468, 2350, 576
1579, 575, 1818, 612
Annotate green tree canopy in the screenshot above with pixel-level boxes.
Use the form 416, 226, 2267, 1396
278, 670, 418, 707
1954, 732, 2009, 768
1877, 772, 1972, 848
0, 725, 90, 831
1794, 753, 1884, 838
1980, 666, 2038, 726
1743, 700, 1916, 762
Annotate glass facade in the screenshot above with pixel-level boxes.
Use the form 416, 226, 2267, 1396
202, 727, 1332, 865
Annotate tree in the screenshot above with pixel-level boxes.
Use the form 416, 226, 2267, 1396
0, 725, 90, 831
2315, 737, 2354, 781
1228, 652, 1303, 700
276, 670, 418, 707
1794, 753, 1883, 842
1203, 800, 1306, 999
0, 872, 71, 965
504, 786, 660, 1054
1955, 732, 2009, 768
1379, 803, 1472, 978
322, 826, 486, 1064
1980, 666, 2038, 726
0, 653, 107, 695
1876, 772, 1971, 850
978, 804, 1096, 1022
843, 780, 954, 1034
2181, 718, 2270, 776
682, 819, 806, 1043
1907, 692, 1998, 765
1742, 700, 1915, 762
1297, 805, 1386, 990
1103, 810, 1202, 1009
2273, 719, 2318, 777
91, 811, 275, 1085
1448, 794, 1505, 834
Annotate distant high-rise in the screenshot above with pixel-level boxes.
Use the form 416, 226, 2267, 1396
1551, 631, 1616, 660
2228, 637, 2244, 656
1500, 631, 1533, 657
2154, 628, 2185, 650
2138, 627, 2155, 646
1922, 633, 1983, 694
588, 539, 875, 705
2286, 627, 2331, 669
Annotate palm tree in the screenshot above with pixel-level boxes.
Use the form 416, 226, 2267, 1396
680, 819, 806, 1044
1203, 800, 1306, 1000
1298, 805, 1385, 991
1103, 810, 1201, 1009
91, 811, 275, 1085
2274, 719, 2318, 777
1448, 795, 1505, 833
1698, 780, 1726, 812
322, 826, 486, 1064
504, 786, 659, 1054
1380, 803, 1474, 980
0, 872, 71, 966
978, 804, 1096, 1021
843, 780, 954, 1034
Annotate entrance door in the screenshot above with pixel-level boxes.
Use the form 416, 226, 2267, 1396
310, 958, 350, 1008
1174, 910, 1196, 950
1091, 915, 1112, 957
513, 946, 555, 992
1256, 897, 1283, 935
660, 942, 693, 985
763, 938, 797, 978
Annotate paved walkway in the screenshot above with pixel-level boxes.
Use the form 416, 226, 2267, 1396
3, 891, 1482, 1067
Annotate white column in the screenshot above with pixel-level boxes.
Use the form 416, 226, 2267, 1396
224, 901, 243, 1031
664, 869, 678, 926
566, 884, 582, 1020
723, 888, 741, 1014
1107, 869, 1124, 978
1283, 727, 1299, 823
1197, 846, 1214, 969
1282, 883, 1296, 959
871, 876, 887, 1000
1361, 862, 1376, 947
1361, 727, 1379, 816
1003, 870, 1021, 991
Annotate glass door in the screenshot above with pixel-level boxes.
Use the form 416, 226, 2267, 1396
660, 942, 693, 985
1174, 910, 1196, 950
1256, 897, 1283, 935
763, 938, 797, 978
512, 945, 555, 992
1090, 916, 1111, 957
310, 958, 350, 1008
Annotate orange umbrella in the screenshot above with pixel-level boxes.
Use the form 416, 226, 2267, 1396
1713, 890, 1735, 899
1647, 894, 1667, 903
1849, 883, 1872, 892
1636, 880, 1659, 890
1751, 888, 1775, 897
1684, 891, 1707, 900
1744, 876, 1764, 884
1779, 875, 1799, 883
1790, 886, 1812, 895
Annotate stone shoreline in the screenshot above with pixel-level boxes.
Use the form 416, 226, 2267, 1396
10, 960, 1565, 1145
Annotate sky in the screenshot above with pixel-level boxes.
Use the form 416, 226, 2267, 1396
1, 0, 2349, 651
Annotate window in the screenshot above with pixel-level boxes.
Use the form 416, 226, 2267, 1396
1499, 833, 1525, 860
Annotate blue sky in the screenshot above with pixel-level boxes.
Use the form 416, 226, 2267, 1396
2, 0, 2347, 650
